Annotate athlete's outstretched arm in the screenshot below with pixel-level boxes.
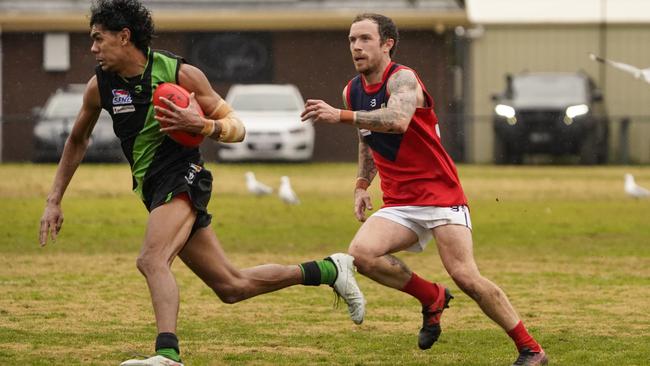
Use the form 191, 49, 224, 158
357, 133, 377, 183
154, 63, 245, 142
340, 85, 378, 185
39, 76, 102, 246
301, 69, 420, 134
339, 86, 378, 221
354, 131, 377, 222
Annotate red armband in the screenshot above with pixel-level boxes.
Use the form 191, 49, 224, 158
340, 110, 356, 124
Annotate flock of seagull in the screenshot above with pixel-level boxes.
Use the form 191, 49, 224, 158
244, 170, 647, 201
245, 171, 300, 205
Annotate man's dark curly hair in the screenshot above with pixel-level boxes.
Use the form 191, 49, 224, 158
90, 0, 154, 53
353, 13, 399, 57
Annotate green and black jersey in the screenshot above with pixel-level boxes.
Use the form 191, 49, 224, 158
95, 49, 203, 205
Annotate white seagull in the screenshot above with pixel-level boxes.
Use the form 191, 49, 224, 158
624, 173, 650, 199
278, 176, 300, 205
589, 54, 650, 84
245, 171, 273, 196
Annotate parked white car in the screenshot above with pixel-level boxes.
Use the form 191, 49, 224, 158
33, 84, 123, 162
219, 84, 315, 162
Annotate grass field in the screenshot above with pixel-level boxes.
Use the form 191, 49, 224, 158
1, 163, 649, 365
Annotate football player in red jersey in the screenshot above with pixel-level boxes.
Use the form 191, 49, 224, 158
301, 13, 547, 366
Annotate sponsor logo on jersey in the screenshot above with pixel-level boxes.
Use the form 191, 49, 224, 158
113, 105, 136, 114
185, 163, 203, 184
112, 89, 133, 105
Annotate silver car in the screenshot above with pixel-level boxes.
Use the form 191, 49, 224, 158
219, 84, 315, 162
33, 84, 124, 162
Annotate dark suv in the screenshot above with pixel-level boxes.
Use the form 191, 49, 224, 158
492, 72, 609, 164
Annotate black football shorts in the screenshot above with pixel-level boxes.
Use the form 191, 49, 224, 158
143, 162, 213, 236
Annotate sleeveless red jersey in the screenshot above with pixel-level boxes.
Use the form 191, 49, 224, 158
345, 62, 467, 207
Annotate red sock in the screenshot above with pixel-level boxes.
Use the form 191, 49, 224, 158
507, 321, 542, 353
401, 273, 439, 306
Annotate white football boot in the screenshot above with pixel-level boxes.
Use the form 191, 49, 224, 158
120, 355, 183, 366
328, 253, 366, 325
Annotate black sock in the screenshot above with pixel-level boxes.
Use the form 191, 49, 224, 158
299, 261, 321, 286
155, 332, 180, 361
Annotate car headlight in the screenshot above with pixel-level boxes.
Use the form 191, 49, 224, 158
565, 104, 589, 119
495, 104, 516, 118
495, 104, 517, 125
564, 104, 589, 125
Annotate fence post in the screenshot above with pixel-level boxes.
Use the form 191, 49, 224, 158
0, 119, 3, 162
618, 117, 630, 164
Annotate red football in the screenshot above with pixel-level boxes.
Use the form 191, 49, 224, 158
153, 82, 205, 147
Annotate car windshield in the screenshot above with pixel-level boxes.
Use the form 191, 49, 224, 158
43, 92, 83, 118
512, 75, 588, 108
230, 92, 301, 111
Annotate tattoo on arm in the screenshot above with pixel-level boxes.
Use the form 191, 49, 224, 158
384, 254, 412, 276
357, 132, 377, 182
354, 70, 419, 133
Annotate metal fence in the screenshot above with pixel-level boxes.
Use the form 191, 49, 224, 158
461, 114, 650, 165
2, 112, 649, 164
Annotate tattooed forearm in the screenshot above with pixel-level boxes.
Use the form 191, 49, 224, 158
354, 70, 418, 133
355, 108, 404, 133
357, 134, 377, 182
384, 254, 412, 275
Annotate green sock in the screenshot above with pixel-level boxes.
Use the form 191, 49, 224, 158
157, 348, 181, 362
318, 259, 337, 285
299, 259, 337, 286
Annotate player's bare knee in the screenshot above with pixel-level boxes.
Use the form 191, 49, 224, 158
215, 290, 241, 304
212, 285, 240, 304
347, 242, 361, 258
212, 279, 248, 304
449, 269, 480, 298
135, 253, 166, 276
348, 243, 375, 274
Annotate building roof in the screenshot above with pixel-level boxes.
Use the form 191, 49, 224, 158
467, 0, 650, 24
0, 0, 468, 32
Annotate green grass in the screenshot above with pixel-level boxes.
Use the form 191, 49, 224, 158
1, 163, 649, 365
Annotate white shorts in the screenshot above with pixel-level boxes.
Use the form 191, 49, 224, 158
371, 205, 472, 253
